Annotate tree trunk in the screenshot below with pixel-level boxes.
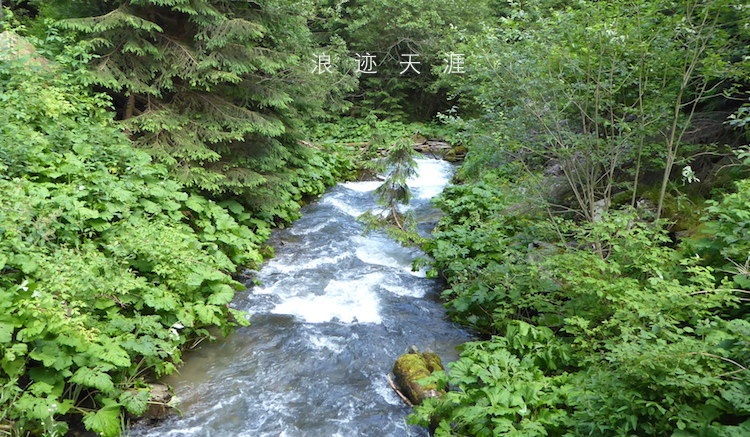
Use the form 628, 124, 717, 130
124, 93, 135, 120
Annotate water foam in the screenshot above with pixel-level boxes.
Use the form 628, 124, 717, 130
342, 180, 383, 192
374, 376, 403, 406
271, 273, 384, 323
380, 281, 427, 298
352, 235, 426, 277
289, 219, 331, 235
408, 158, 454, 199
308, 334, 346, 354
321, 195, 369, 217
257, 246, 353, 275
288, 252, 352, 273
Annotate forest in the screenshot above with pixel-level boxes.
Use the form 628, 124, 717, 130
0, 0, 749, 436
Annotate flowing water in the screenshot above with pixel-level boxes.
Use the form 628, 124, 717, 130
129, 158, 472, 437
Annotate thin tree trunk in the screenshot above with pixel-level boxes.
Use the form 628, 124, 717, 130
124, 93, 135, 120
656, 4, 716, 218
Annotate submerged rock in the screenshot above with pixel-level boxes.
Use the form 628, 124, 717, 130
390, 347, 445, 406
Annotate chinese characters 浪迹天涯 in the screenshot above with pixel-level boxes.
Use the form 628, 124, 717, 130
311, 52, 465, 75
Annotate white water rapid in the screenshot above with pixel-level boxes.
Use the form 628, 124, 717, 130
128, 158, 471, 437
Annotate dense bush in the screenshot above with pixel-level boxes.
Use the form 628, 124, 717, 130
433, 0, 749, 219
693, 179, 750, 289
0, 46, 260, 436
0, 5, 360, 430
410, 1, 750, 431
52, 0, 356, 211
414, 164, 750, 435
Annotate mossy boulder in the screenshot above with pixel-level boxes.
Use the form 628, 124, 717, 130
444, 145, 467, 162
392, 347, 445, 406
639, 188, 706, 236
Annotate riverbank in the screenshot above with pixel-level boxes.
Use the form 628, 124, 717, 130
408, 154, 750, 435
0, 45, 357, 437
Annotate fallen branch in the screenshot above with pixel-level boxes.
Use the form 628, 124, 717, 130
690, 288, 750, 296
687, 352, 749, 377
387, 373, 413, 407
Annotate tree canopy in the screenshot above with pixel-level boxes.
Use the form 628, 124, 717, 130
56, 0, 354, 219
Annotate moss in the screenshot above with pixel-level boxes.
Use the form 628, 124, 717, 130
393, 352, 445, 405
445, 145, 467, 162
636, 187, 707, 236
394, 354, 432, 383
611, 190, 634, 208
422, 351, 444, 373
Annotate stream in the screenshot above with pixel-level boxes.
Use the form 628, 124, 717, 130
128, 157, 472, 437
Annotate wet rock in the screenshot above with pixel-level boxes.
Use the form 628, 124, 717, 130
413, 140, 450, 154
544, 160, 564, 177
413, 139, 465, 161
592, 198, 611, 222
143, 383, 174, 420
391, 347, 445, 406
235, 268, 259, 285
357, 167, 381, 181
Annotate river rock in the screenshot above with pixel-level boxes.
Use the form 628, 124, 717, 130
412, 139, 465, 161
143, 383, 174, 420
443, 145, 467, 162
391, 347, 445, 406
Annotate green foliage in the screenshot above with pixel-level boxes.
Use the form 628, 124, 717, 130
373, 138, 418, 209
310, 115, 426, 161
309, 115, 382, 145
417, 162, 750, 434
692, 178, 750, 288
50, 0, 355, 221
4, 1, 748, 436
411, 322, 572, 437
0, 41, 257, 435
401, 0, 750, 434
425, 167, 554, 333
728, 103, 750, 138
435, 0, 749, 219
314, 0, 493, 118
356, 117, 422, 244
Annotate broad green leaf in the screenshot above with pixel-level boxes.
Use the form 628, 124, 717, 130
99, 344, 132, 368
82, 405, 122, 437
207, 283, 234, 305
0, 321, 14, 343
194, 303, 221, 325
119, 389, 150, 416
70, 367, 115, 393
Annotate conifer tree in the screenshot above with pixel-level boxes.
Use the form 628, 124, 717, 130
374, 138, 417, 229
59, 0, 352, 213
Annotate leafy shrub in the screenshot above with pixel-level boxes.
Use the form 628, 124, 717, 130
418, 169, 750, 435
425, 168, 558, 334
0, 43, 256, 435
693, 179, 750, 288
411, 322, 572, 437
